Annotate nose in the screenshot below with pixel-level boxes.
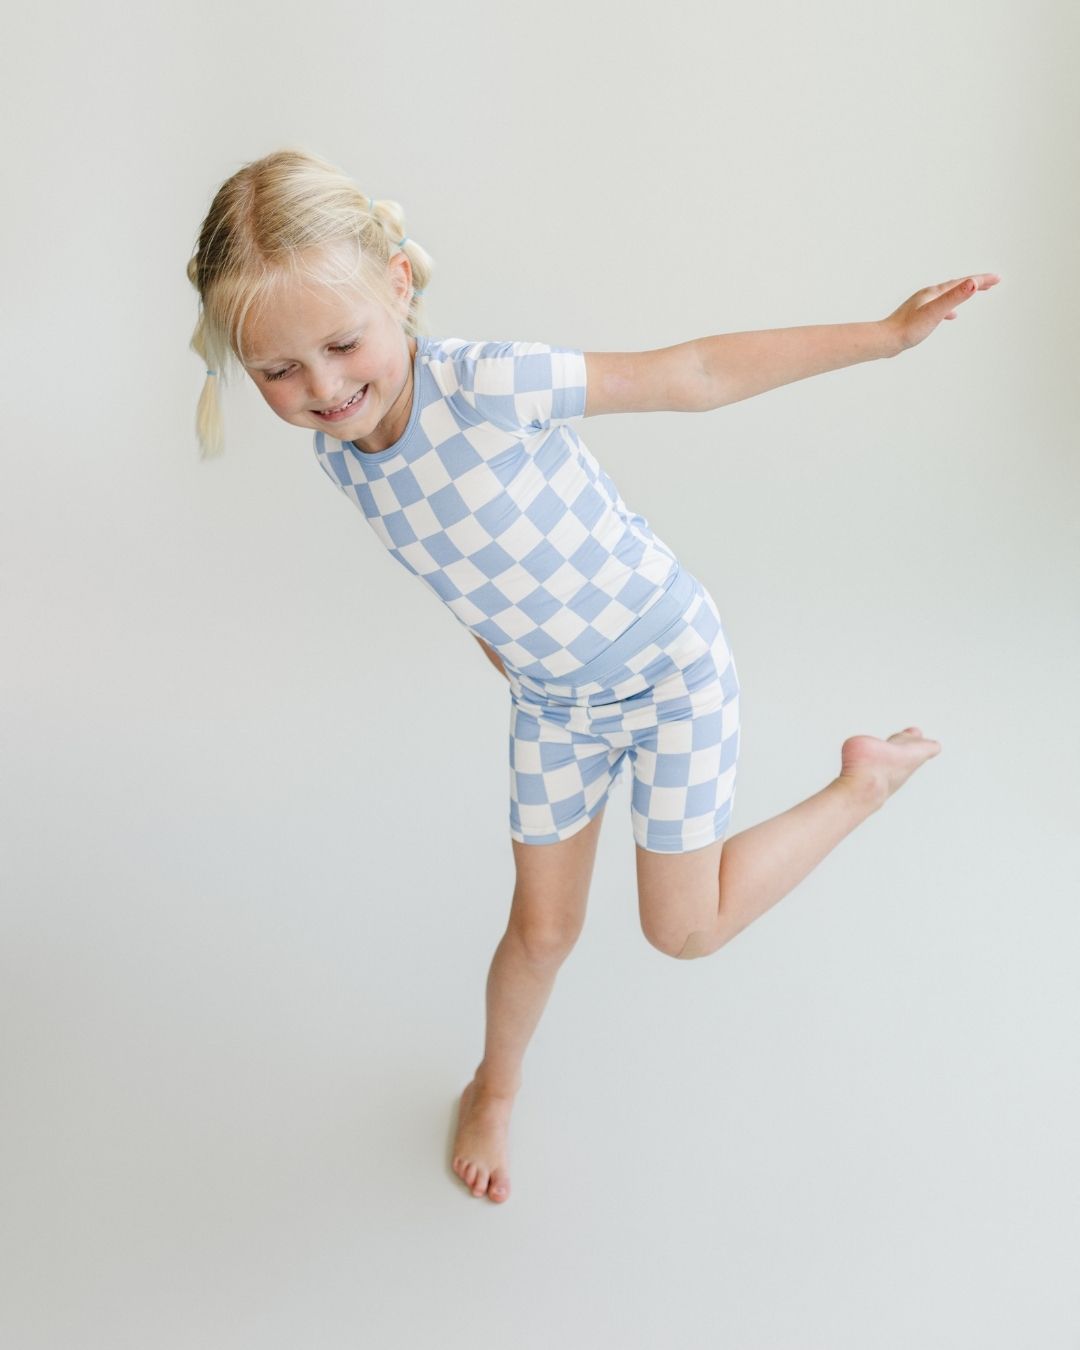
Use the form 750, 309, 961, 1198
306, 362, 343, 406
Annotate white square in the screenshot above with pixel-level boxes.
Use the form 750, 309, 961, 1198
688, 745, 723, 784
441, 555, 491, 596
418, 399, 460, 446
513, 741, 543, 773
502, 459, 550, 512
412, 450, 453, 496
648, 784, 688, 822
590, 597, 638, 643
402, 539, 453, 576
551, 349, 585, 390
400, 497, 442, 539
476, 354, 515, 395
543, 607, 590, 648
444, 513, 498, 555
370, 476, 402, 515
546, 761, 584, 802
491, 512, 547, 560
463, 421, 517, 462
492, 563, 545, 606
494, 606, 537, 642
453, 462, 504, 511
660, 720, 694, 755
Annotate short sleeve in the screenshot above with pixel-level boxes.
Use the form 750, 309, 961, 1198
448, 339, 587, 435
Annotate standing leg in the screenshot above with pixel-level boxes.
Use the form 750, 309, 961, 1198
452, 804, 607, 1203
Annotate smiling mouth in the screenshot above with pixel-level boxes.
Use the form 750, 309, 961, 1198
317, 386, 368, 415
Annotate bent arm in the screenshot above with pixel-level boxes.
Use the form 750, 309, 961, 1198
473, 634, 509, 681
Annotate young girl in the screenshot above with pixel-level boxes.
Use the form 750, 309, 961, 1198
187, 148, 998, 1207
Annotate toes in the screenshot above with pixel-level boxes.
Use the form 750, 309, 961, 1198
454, 1154, 509, 1200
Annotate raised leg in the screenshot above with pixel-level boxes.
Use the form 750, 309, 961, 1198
636, 728, 942, 958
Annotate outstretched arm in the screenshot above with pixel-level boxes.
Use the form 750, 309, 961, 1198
582, 273, 1001, 416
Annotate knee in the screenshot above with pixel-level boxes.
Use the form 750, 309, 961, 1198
676, 929, 717, 959
511, 917, 581, 964
643, 927, 720, 960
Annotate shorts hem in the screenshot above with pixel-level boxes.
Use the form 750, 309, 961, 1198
509, 793, 612, 847
632, 822, 731, 854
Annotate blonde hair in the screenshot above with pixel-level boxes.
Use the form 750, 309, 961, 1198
186, 147, 434, 457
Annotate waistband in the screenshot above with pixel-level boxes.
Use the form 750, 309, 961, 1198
531, 561, 697, 690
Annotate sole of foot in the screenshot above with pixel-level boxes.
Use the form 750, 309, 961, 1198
840, 727, 942, 806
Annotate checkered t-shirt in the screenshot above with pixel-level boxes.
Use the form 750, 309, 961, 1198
312, 335, 681, 684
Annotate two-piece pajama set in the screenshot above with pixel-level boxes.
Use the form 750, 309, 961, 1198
312, 335, 741, 853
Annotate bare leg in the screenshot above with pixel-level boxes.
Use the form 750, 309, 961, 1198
451, 931, 570, 1203
475, 927, 569, 1096
678, 728, 941, 958
452, 808, 604, 1204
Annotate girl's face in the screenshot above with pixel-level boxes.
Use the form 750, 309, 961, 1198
241, 252, 416, 453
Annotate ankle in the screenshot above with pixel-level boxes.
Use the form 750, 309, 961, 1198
834, 770, 887, 814
473, 1064, 522, 1099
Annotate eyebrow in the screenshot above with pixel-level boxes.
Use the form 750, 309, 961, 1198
246, 326, 361, 367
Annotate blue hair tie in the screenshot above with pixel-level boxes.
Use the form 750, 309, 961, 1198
413, 287, 424, 297
206, 368, 217, 376
396, 235, 408, 248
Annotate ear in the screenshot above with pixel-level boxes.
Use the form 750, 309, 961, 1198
389, 250, 413, 310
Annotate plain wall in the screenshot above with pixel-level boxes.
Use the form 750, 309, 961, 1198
2, 1, 1078, 1346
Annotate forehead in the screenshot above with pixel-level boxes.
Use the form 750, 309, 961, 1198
241, 276, 376, 365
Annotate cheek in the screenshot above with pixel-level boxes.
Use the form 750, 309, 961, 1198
257, 382, 298, 419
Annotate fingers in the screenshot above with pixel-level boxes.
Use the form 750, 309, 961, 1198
898, 272, 1000, 330
931, 273, 1002, 303
939, 276, 982, 306
919, 278, 967, 305
938, 271, 1002, 320
951, 273, 1002, 294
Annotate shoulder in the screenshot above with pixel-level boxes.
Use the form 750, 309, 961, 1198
428, 336, 583, 381
427, 336, 587, 432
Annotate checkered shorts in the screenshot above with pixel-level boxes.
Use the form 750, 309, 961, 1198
506, 564, 741, 853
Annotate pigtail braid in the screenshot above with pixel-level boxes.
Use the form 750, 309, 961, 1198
186, 260, 225, 458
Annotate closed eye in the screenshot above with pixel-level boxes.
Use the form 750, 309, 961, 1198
263, 339, 361, 382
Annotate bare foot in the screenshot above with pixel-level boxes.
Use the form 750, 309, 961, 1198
838, 727, 942, 807
451, 1078, 515, 1204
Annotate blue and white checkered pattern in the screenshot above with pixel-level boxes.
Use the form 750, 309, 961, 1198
312, 335, 681, 684
507, 571, 741, 852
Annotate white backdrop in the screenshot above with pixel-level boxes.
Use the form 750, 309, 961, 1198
3, 1, 1078, 1346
